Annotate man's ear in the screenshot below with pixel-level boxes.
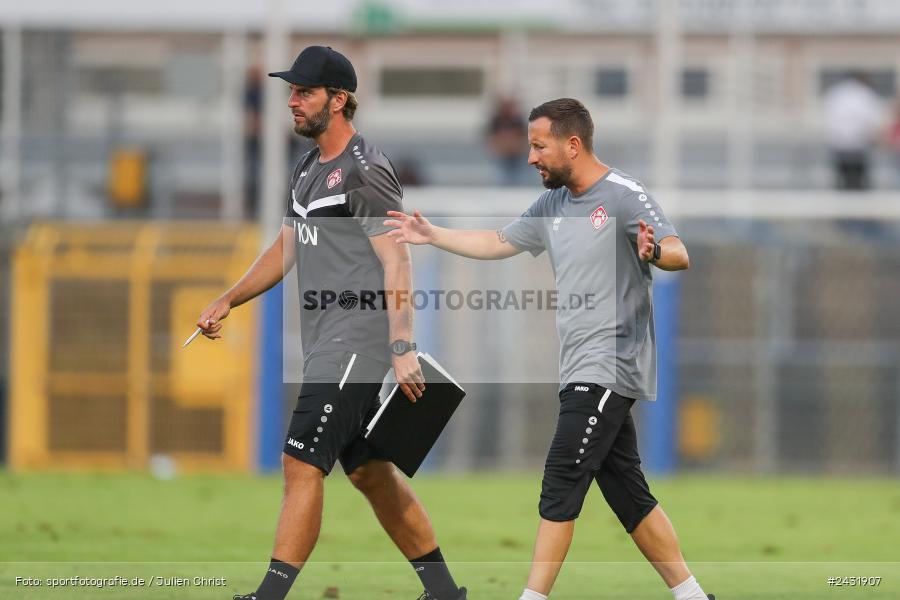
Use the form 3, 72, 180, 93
330, 90, 347, 115
567, 135, 582, 159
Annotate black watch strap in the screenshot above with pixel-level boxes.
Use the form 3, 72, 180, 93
651, 242, 662, 263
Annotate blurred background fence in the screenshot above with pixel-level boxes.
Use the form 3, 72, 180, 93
385, 194, 900, 476
6, 198, 900, 475
8, 223, 259, 471
2, 1, 900, 477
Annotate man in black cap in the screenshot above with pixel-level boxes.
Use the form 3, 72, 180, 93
196, 46, 466, 600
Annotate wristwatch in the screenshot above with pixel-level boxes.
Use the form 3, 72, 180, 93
390, 340, 417, 356
650, 242, 661, 263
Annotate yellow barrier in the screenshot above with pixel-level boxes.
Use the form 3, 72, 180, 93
679, 395, 722, 461
108, 148, 147, 209
10, 222, 260, 472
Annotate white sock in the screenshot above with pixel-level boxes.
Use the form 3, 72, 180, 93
670, 575, 707, 600
519, 589, 548, 600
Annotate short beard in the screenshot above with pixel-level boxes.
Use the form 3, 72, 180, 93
294, 104, 332, 138
541, 164, 573, 190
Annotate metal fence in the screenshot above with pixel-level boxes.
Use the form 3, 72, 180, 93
674, 221, 900, 474
8, 222, 260, 471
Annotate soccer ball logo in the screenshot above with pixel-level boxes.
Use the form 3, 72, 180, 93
339, 290, 359, 310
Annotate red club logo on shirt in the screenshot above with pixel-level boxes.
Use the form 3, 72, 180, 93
590, 206, 608, 230
327, 168, 342, 189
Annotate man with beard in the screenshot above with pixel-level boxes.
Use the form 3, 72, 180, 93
196, 46, 466, 600
385, 98, 713, 600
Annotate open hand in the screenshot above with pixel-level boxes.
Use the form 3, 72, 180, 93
383, 210, 435, 245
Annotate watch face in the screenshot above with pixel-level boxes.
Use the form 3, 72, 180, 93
391, 341, 416, 355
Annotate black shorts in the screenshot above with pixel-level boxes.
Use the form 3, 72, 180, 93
539, 383, 658, 533
284, 351, 390, 475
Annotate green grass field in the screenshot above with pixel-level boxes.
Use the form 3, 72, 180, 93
2, 473, 899, 599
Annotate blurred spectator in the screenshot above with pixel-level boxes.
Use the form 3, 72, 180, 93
395, 157, 426, 186
486, 97, 529, 186
822, 72, 885, 190
244, 67, 263, 217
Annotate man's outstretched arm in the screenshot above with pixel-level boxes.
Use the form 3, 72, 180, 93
196, 223, 296, 339
383, 210, 522, 260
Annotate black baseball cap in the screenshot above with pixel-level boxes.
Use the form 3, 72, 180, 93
268, 46, 357, 92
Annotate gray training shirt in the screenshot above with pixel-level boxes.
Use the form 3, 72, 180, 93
502, 168, 678, 401
285, 133, 402, 366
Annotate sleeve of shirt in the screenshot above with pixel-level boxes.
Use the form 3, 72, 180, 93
622, 190, 677, 242
347, 161, 404, 237
285, 188, 298, 219
500, 196, 547, 257
284, 157, 307, 219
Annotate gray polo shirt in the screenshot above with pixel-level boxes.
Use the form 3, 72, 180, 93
501, 168, 678, 401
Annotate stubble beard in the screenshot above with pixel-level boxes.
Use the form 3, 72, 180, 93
541, 163, 573, 190
294, 105, 332, 138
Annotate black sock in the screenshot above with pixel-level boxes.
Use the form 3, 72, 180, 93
255, 558, 300, 600
410, 546, 460, 599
